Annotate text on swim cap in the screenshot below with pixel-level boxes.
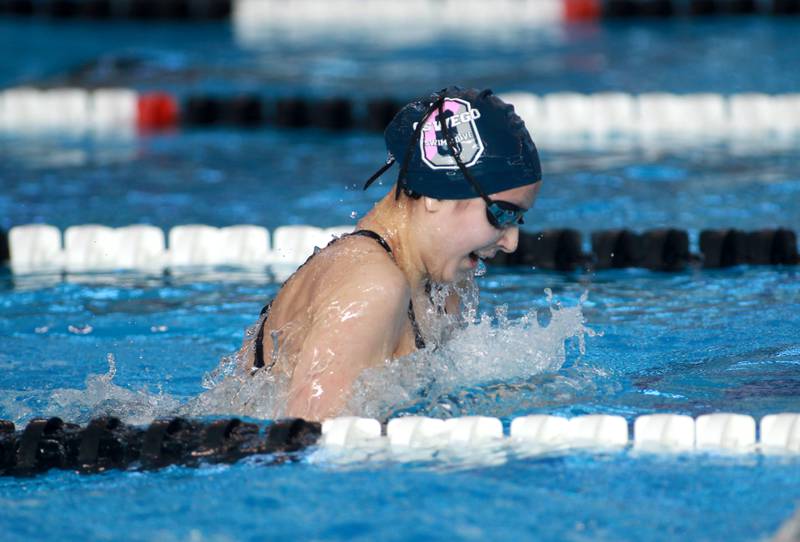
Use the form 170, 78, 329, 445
412, 108, 481, 132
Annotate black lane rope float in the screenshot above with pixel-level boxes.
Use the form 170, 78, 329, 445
0, 416, 321, 477
179, 94, 399, 132
602, 0, 800, 16
0, 227, 797, 273
489, 227, 798, 271
0, 0, 232, 19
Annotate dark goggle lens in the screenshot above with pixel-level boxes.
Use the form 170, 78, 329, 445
486, 200, 525, 228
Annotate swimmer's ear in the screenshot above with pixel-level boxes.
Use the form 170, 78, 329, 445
423, 196, 443, 213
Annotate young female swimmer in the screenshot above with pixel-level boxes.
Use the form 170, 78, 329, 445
240, 87, 542, 421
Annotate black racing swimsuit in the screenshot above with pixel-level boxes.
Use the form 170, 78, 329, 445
252, 229, 426, 369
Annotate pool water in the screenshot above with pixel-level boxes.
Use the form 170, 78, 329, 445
2, 13, 800, 542
1, 265, 799, 541
3, 17, 800, 94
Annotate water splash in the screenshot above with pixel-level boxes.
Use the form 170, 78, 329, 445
0, 353, 181, 426
345, 289, 597, 420
3, 291, 597, 425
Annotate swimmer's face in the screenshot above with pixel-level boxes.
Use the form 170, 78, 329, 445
423, 182, 541, 282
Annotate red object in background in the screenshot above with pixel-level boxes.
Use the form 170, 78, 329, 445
137, 92, 179, 131
564, 0, 601, 20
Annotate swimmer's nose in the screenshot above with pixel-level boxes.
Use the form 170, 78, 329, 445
498, 226, 519, 254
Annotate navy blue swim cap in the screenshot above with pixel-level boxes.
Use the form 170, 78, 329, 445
364, 86, 542, 200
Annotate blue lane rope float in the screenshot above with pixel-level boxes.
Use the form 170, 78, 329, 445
3, 225, 797, 273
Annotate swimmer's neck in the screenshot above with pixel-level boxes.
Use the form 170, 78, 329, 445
356, 188, 429, 295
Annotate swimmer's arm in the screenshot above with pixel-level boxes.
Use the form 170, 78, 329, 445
284, 274, 409, 421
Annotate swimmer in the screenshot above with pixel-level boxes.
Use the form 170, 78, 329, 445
240, 86, 542, 421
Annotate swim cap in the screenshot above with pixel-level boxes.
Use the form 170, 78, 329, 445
364, 86, 542, 200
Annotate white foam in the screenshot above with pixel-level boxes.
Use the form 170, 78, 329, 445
23, 354, 181, 426
347, 293, 594, 420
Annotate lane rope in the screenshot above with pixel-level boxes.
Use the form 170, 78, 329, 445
2, 88, 800, 139
1, 412, 798, 477
2, 0, 798, 22
2, 224, 797, 274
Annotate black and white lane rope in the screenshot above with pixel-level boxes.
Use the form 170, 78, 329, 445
2, 224, 796, 274
2, 412, 799, 477
2, 89, 799, 138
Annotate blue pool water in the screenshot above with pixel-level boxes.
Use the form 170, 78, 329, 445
2, 13, 800, 542
3, 17, 800, 94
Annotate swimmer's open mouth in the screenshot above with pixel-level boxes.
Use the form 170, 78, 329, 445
469, 251, 479, 263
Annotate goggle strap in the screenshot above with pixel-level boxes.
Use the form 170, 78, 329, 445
395, 95, 446, 200
436, 99, 493, 207
362, 154, 396, 191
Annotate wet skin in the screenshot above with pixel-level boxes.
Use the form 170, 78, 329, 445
240, 181, 541, 420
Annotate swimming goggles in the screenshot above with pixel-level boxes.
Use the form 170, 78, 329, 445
363, 94, 528, 229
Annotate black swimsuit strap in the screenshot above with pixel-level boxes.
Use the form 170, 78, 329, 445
254, 300, 272, 368
253, 229, 426, 369
350, 231, 426, 348
349, 229, 393, 253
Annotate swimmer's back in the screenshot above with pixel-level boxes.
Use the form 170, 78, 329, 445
243, 233, 418, 418
267, 232, 411, 349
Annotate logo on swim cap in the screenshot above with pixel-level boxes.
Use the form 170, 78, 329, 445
413, 97, 484, 171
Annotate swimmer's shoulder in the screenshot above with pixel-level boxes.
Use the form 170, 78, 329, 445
316, 232, 406, 278
310, 234, 410, 316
